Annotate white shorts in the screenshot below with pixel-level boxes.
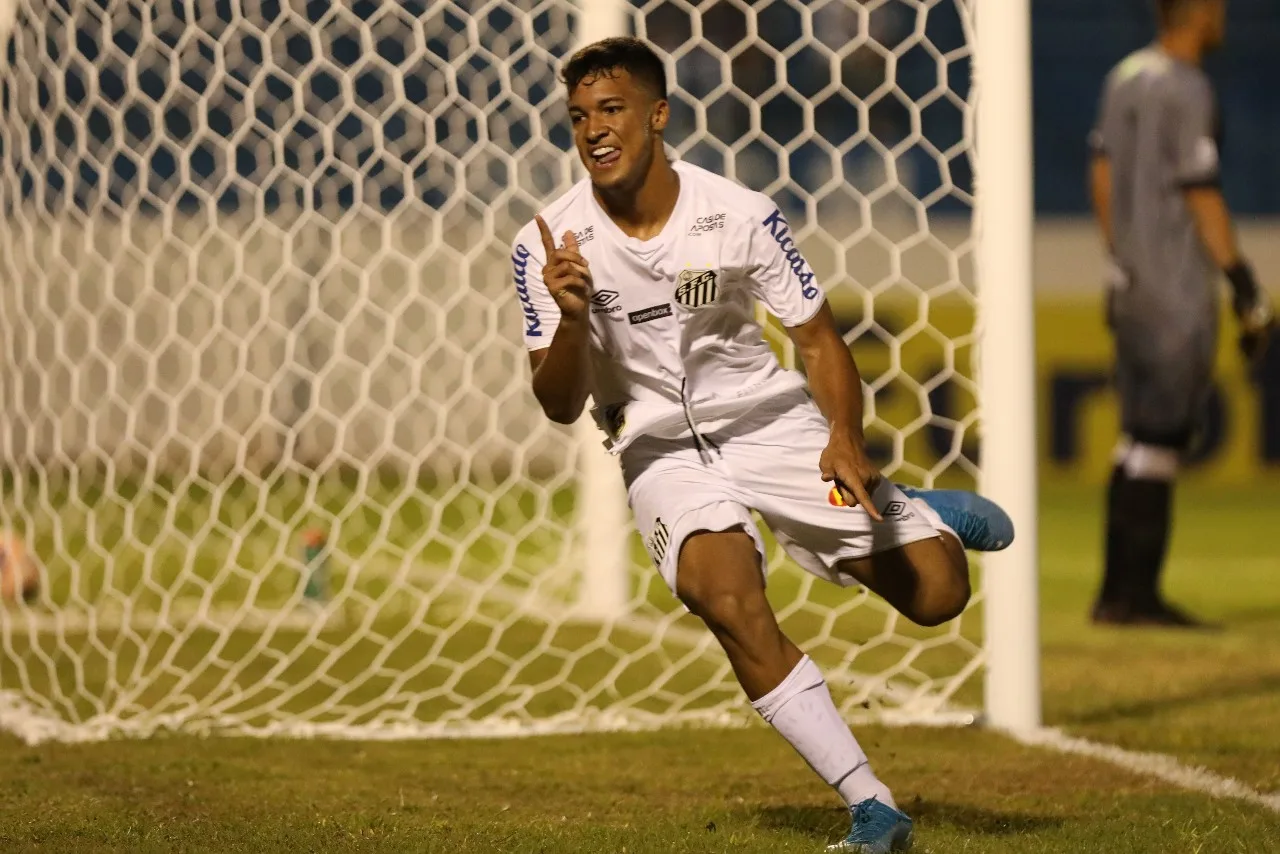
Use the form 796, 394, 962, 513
621, 390, 943, 594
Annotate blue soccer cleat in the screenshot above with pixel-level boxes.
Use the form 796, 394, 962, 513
899, 486, 1015, 552
826, 797, 914, 853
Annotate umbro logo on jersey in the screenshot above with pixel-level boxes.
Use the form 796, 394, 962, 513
628, 303, 672, 325
674, 269, 719, 309
590, 289, 622, 314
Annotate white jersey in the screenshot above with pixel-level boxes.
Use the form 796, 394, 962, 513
512, 160, 826, 454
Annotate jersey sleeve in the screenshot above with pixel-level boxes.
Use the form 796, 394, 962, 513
744, 200, 826, 327
1088, 75, 1114, 156
1169, 74, 1221, 188
511, 224, 560, 351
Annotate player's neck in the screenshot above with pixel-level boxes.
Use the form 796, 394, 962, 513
1158, 29, 1205, 66
593, 154, 681, 241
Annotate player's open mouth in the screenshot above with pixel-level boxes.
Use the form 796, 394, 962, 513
590, 146, 622, 167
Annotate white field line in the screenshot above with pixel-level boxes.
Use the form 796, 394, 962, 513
1007, 726, 1280, 813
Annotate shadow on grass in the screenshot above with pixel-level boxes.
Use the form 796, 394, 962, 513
752, 799, 1066, 841
905, 798, 1068, 834
1063, 672, 1280, 726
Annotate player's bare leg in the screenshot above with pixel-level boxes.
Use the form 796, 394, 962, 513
837, 486, 1013, 628
837, 532, 971, 628
675, 529, 800, 697
675, 529, 913, 853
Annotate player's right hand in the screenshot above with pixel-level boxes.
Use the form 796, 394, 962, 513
536, 215, 592, 320
1239, 300, 1274, 366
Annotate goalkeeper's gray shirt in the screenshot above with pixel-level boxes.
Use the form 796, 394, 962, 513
1090, 47, 1222, 335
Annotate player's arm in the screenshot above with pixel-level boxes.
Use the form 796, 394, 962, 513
1088, 153, 1114, 253
524, 216, 594, 424
529, 325, 590, 424
747, 203, 884, 518
1171, 81, 1273, 359
787, 303, 884, 522
1184, 186, 1274, 361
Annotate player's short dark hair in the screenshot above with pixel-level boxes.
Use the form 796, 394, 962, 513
561, 37, 667, 101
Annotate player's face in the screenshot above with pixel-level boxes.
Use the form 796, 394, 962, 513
568, 69, 668, 191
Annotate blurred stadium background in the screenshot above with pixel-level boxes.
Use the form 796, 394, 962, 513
4, 0, 1276, 489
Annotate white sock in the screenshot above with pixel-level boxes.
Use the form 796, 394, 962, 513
751, 655, 896, 810
909, 496, 958, 542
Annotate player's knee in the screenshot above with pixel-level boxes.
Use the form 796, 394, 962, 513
913, 570, 970, 627
904, 544, 970, 627
677, 569, 771, 637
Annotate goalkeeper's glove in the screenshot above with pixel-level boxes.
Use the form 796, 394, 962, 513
1226, 261, 1275, 364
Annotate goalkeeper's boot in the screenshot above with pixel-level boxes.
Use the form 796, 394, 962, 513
898, 486, 1014, 552
826, 797, 914, 853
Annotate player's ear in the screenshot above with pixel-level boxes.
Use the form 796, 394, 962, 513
650, 96, 669, 134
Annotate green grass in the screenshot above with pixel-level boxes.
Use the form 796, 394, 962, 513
2, 481, 1279, 851
0, 469, 986, 731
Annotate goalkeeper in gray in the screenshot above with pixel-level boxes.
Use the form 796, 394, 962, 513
1088, 0, 1273, 627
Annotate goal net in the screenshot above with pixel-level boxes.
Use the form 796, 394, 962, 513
0, 0, 991, 743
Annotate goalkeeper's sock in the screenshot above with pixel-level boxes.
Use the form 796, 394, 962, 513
751, 655, 896, 810
1124, 476, 1174, 612
1097, 463, 1132, 607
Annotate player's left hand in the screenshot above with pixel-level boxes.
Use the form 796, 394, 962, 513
819, 433, 884, 522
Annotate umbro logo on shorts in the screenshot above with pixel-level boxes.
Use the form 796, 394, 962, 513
674, 269, 719, 309
826, 490, 913, 520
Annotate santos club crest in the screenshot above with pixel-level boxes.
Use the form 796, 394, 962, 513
674, 269, 719, 309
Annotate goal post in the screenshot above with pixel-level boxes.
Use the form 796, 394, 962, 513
973, 0, 1041, 734
0, 0, 1039, 743
570, 0, 630, 621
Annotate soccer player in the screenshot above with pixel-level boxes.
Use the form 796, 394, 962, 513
1087, 0, 1273, 627
513, 38, 1013, 853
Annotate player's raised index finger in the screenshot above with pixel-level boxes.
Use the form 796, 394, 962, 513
854, 483, 884, 522
535, 215, 556, 256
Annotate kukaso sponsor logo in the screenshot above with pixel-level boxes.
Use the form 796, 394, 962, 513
512, 243, 541, 337
674, 269, 719, 309
761, 208, 820, 300
628, 303, 673, 325
590, 289, 622, 314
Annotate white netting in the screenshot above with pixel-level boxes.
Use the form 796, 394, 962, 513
0, 0, 983, 743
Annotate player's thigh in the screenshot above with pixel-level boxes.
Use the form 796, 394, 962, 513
724, 395, 944, 585
623, 440, 766, 597
1114, 326, 1215, 446
834, 534, 969, 625
674, 527, 771, 623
